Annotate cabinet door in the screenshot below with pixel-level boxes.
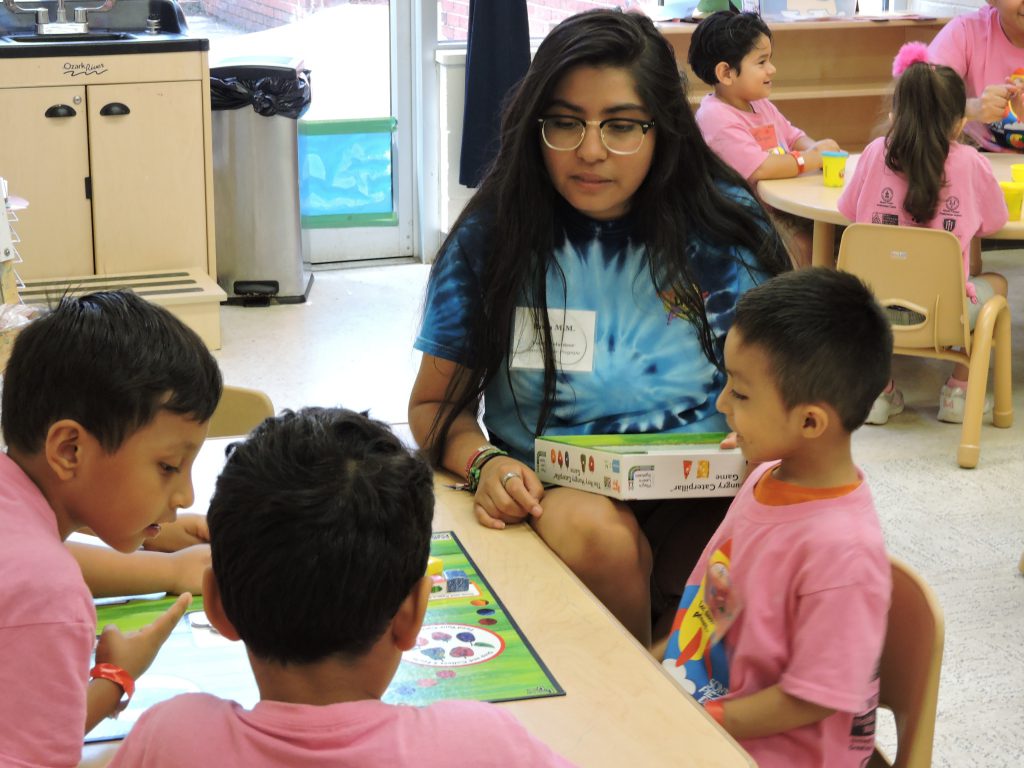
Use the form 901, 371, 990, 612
87, 80, 208, 275
0, 86, 94, 280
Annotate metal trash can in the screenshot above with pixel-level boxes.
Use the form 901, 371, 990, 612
210, 55, 313, 304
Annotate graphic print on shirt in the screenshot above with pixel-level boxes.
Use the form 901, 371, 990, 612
750, 123, 785, 154
661, 539, 738, 703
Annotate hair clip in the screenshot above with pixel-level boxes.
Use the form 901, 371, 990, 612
892, 42, 931, 78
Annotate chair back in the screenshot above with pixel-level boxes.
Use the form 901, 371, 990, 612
208, 385, 275, 438
871, 556, 945, 768
837, 223, 971, 355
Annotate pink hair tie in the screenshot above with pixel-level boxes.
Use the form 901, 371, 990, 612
892, 42, 931, 78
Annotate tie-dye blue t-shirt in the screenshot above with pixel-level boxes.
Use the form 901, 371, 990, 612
415, 190, 772, 463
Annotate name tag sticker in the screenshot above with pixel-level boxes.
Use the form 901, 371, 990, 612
510, 307, 595, 372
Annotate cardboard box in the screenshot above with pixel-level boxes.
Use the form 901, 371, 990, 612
534, 433, 745, 501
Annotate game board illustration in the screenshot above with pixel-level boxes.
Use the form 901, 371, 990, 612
87, 531, 563, 743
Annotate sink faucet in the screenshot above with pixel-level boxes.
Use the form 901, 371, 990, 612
2, 0, 117, 35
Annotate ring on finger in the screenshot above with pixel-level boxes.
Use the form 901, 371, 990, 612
499, 471, 521, 491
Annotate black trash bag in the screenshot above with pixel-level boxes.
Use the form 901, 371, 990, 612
210, 69, 311, 119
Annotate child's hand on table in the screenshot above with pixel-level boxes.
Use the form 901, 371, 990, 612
95, 592, 192, 681
473, 457, 545, 530
142, 513, 209, 552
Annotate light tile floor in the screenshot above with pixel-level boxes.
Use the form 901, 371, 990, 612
213, 251, 1024, 767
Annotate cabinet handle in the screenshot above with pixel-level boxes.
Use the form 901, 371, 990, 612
99, 102, 131, 117
44, 104, 77, 118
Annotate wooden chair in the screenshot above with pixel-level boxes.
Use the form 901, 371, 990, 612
869, 556, 945, 768
208, 385, 275, 438
837, 223, 1013, 468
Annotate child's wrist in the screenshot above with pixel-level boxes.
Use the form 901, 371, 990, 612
704, 699, 726, 727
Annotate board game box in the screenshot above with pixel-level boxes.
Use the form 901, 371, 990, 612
534, 432, 745, 500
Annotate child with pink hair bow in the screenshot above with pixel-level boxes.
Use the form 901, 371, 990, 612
837, 42, 1009, 427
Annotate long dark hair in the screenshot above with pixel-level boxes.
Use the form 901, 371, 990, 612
886, 62, 965, 223
425, 9, 789, 461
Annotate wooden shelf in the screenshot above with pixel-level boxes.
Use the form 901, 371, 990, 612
660, 17, 949, 147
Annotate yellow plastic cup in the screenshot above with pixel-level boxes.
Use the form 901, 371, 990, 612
1000, 181, 1024, 221
821, 151, 849, 188
1011, 164, 1024, 183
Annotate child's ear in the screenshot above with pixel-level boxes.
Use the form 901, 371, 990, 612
797, 404, 830, 439
714, 61, 735, 86
392, 574, 431, 652
201, 567, 242, 642
43, 419, 87, 480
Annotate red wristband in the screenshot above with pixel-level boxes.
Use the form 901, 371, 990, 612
704, 699, 726, 727
90, 663, 135, 702
791, 150, 806, 174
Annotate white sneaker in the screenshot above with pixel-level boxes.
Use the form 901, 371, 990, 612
937, 385, 994, 424
866, 387, 905, 425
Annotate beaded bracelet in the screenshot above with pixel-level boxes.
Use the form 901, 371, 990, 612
464, 444, 498, 479
466, 448, 508, 492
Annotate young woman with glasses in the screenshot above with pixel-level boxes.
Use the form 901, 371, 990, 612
410, 9, 789, 646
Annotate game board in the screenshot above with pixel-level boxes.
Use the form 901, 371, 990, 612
87, 531, 563, 743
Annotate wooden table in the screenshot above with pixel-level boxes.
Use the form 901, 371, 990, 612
758, 152, 1024, 267
84, 438, 754, 768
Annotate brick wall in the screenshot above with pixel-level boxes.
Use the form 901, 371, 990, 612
439, 0, 631, 41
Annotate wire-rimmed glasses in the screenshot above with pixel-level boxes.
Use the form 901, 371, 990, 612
538, 116, 655, 155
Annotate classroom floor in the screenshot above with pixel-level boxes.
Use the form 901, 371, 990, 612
212, 251, 1024, 768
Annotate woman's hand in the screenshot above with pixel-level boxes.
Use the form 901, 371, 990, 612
472, 457, 545, 530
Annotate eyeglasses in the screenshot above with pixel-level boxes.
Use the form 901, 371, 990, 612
538, 116, 655, 155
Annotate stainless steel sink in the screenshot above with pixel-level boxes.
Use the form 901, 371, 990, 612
6, 31, 134, 42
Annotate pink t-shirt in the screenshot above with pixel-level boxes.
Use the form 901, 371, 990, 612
0, 453, 96, 768
928, 6, 1024, 152
695, 94, 806, 180
664, 462, 890, 768
110, 694, 576, 767
838, 137, 1007, 295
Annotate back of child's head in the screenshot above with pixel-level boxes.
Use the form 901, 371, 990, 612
887, 44, 966, 223
731, 268, 892, 432
688, 11, 772, 86
1, 290, 222, 455
207, 407, 434, 665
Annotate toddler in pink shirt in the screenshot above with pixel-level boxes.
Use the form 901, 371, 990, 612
839, 44, 1008, 426
110, 407, 574, 767
659, 268, 893, 768
688, 12, 843, 265
0, 290, 222, 766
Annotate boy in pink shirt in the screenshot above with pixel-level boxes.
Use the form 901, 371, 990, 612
659, 269, 892, 768
927, 0, 1024, 152
110, 407, 575, 767
0, 290, 222, 766
689, 12, 842, 265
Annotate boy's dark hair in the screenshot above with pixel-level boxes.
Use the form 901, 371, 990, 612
688, 11, 772, 86
1, 290, 222, 454
886, 62, 966, 223
207, 407, 435, 665
731, 268, 892, 432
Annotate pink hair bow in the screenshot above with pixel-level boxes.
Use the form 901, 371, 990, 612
892, 42, 930, 78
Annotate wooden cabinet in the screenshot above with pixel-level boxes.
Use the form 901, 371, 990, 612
659, 18, 948, 150
0, 49, 215, 281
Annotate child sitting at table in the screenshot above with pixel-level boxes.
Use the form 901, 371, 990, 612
688, 11, 843, 266
110, 407, 575, 767
659, 268, 892, 768
0, 290, 222, 766
927, 0, 1024, 153
838, 43, 1008, 425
